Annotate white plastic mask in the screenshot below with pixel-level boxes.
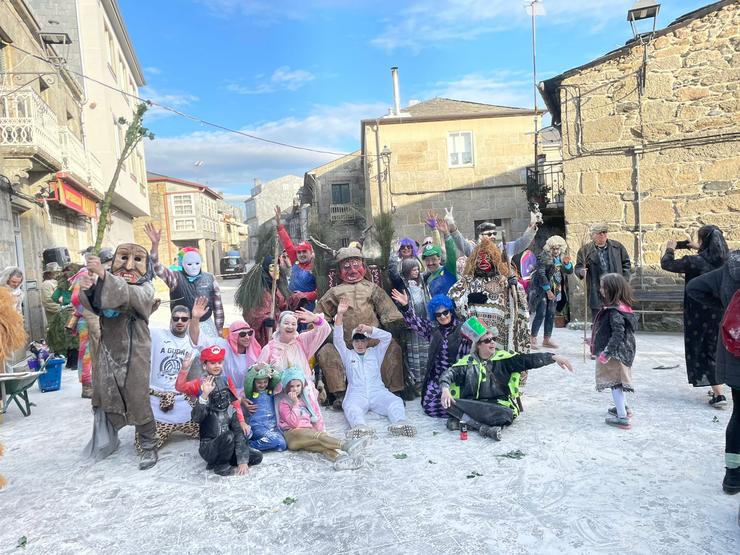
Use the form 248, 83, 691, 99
182, 251, 202, 277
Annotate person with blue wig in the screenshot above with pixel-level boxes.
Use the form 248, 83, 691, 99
391, 289, 470, 418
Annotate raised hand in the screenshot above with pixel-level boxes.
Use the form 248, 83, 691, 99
436, 218, 449, 236
666, 240, 678, 250
181, 351, 194, 373
337, 297, 351, 316
201, 375, 215, 397
274, 205, 282, 226
86, 255, 105, 279
295, 307, 318, 324
390, 289, 408, 307
425, 209, 438, 229
355, 324, 372, 336
444, 206, 455, 225
192, 296, 209, 320
143, 223, 161, 246
77, 272, 95, 290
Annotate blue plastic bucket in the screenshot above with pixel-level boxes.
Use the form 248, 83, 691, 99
38, 357, 65, 392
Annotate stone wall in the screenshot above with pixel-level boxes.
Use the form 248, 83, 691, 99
557, 2, 739, 327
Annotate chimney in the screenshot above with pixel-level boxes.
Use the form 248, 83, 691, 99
391, 67, 401, 116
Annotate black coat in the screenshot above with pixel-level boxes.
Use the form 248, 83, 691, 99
575, 241, 631, 310
686, 251, 740, 388
591, 306, 639, 367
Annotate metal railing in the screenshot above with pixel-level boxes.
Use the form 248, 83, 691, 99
0, 88, 62, 164
60, 129, 87, 181
330, 204, 355, 223
526, 161, 565, 208
88, 152, 105, 193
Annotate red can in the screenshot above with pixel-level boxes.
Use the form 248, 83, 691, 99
460, 422, 468, 440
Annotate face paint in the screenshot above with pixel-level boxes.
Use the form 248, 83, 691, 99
339, 257, 366, 284
181, 251, 202, 277
111, 244, 148, 284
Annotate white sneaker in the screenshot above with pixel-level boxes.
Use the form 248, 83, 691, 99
345, 426, 375, 439
388, 422, 417, 437
333, 454, 365, 471
341, 435, 372, 456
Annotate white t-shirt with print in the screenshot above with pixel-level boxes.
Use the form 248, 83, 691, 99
149, 327, 196, 424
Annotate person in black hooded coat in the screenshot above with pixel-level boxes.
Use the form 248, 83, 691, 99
661, 225, 728, 405
687, 250, 740, 495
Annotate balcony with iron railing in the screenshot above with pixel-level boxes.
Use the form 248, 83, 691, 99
526, 161, 565, 210
330, 204, 356, 224
60, 129, 87, 183
0, 88, 63, 167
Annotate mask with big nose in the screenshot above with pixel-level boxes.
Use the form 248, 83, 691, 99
111, 243, 149, 284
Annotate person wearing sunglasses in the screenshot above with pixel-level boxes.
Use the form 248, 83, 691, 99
391, 289, 470, 419
189, 296, 262, 399
440, 323, 573, 440
143, 305, 201, 454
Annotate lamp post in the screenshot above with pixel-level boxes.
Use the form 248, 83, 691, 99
526, 1, 545, 206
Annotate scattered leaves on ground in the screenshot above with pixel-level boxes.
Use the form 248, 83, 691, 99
652, 365, 679, 370
282, 497, 297, 506
432, 431, 440, 436
428, 460, 437, 465
466, 471, 483, 479
712, 416, 720, 423
496, 449, 526, 460
393, 453, 408, 459
17, 536, 27, 549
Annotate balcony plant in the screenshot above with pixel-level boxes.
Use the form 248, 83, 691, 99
525, 166, 550, 211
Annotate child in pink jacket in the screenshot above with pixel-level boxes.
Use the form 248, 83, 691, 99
277, 367, 369, 471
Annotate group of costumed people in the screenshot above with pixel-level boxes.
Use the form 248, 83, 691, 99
33, 207, 740, 495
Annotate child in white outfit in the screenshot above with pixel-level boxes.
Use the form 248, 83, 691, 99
333, 296, 416, 438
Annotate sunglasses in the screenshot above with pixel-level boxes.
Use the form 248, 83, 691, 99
478, 337, 495, 345
480, 231, 496, 237
435, 309, 451, 318
238, 330, 254, 338
172, 316, 189, 323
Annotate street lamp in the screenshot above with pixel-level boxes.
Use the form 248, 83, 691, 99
627, 1, 661, 38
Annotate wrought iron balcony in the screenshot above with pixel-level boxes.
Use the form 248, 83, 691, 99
526, 161, 564, 209
60, 129, 88, 182
0, 88, 63, 167
330, 204, 356, 223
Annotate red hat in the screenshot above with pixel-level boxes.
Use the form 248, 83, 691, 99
295, 241, 313, 253
200, 345, 225, 363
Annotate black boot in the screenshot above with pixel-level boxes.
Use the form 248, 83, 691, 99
214, 463, 233, 476
722, 467, 740, 495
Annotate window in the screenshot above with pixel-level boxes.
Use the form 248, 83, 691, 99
340, 238, 350, 248
172, 194, 194, 216
331, 183, 350, 204
448, 131, 474, 167
104, 25, 115, 76
174, 218, 195, 232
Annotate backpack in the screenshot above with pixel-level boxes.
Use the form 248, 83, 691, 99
720, 290, 740, 357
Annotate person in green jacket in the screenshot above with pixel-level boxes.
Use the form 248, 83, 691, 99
440, 325, 572, 440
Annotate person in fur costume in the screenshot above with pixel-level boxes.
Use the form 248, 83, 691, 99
448, 238, 530, 355
235, 256, 288, 346
1, 286, 27, 474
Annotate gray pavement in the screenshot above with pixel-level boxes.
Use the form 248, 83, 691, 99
1, 318, 738, 553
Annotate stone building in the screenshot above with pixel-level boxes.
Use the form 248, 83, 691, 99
27, 0, 150, 245
302, 151, 366, 249
133, 173, 222, 276
244, 174, 303, 260
218, 200, 248, 258
539, 0, 739, 326
362, 97, 542, 243
0, 0, 103, 339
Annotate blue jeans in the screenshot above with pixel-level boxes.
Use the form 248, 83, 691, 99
531, 297, 556, 338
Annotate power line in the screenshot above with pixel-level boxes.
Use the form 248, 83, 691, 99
3, 42, 369, 159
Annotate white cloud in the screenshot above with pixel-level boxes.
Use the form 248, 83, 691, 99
372, 0, 633, 51
226, 66, 315, 95
422, 70, 534, 109
139, 86, 199, 121
144, 102, 386, 196
143, 66, 162, 76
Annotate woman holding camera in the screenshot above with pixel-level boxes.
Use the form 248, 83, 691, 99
661, 225, 728, 407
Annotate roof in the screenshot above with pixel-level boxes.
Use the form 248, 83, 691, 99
539, 0, 733, 126
401, 97, 529, 118
147, 172, 223, 199
362, 97, 538, 126
102, 0, 145, 86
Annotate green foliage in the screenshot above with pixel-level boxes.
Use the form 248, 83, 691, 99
282, 497, 297, 506
393, 453, 408, 459
374, 211, 395, 270
46, 307, 79, 353
94, 102, 154, 252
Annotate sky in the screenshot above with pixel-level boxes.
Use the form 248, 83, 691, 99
118, 0, 711, 202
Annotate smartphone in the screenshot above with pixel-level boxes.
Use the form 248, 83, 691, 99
675, 240, 691, 249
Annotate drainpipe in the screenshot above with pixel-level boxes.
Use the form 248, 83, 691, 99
374, 120, 384, 215
632, 145, 644, 288
391, 67, 401, 116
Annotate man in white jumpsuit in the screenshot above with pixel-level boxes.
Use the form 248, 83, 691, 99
333, 297, 416, 438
